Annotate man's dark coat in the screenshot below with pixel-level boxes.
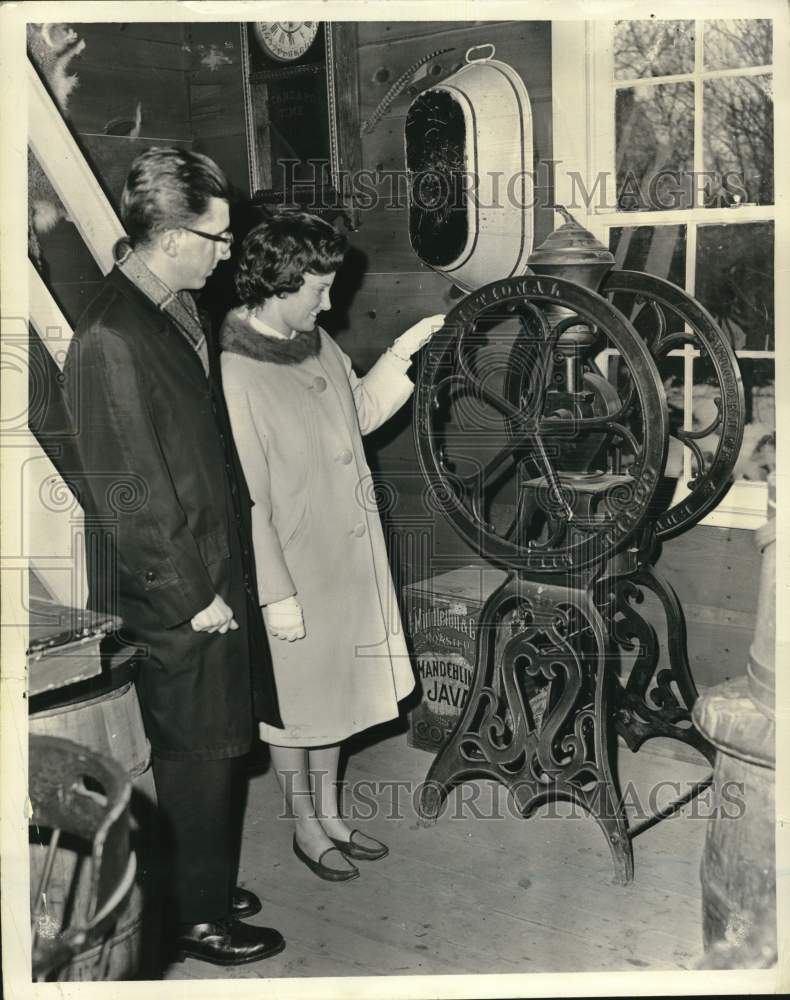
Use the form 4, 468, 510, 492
63, 266, 282, 759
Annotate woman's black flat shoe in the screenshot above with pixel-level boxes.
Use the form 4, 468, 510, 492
292, 836, 360, 882
329, 830, 389, 861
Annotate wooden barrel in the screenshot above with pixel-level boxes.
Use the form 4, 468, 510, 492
30, 850, 144, 981
64, 881, 144, 981
693, 678, 776, 967
30, 671, 151, 979
30, 680, 150, 778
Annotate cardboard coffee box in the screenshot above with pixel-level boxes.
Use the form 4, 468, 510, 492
404, 564, 508, 753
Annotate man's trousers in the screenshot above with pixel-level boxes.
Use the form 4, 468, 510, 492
151, 754, 245, 925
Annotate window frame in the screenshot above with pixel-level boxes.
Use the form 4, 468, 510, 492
553, 18, 779, 530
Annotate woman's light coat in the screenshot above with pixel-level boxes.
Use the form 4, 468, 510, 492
221, 310, 416, 746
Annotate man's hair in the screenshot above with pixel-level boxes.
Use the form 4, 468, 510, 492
120, 146, 229, 247
235, 210, 347, 306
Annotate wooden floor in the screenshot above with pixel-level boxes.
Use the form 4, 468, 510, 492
163, 729, 712, 982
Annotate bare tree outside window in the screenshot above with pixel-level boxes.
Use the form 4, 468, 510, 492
704, 18, 772, 71
614, 19, 695, 79
607, 18, 775, 489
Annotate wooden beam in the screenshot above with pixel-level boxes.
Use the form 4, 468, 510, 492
28, 262, 74, 364
27, 264, 88, 608
27, 57, 123, 610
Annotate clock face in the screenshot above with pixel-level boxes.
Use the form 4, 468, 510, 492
254, 22, 320, 62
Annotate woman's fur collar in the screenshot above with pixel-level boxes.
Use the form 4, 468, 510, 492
220, 308, 321, 365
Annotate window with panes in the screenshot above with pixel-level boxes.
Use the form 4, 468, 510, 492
596, 18, 775, 506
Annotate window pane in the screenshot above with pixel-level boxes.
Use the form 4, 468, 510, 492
615, 83, 694, 211
703, 75, 773, 205
686, 355, 775, 486
609, 225, 686, 284
614, 20, 695, 79
695, 222, 774, 351
704, 19, 772, 71
733, 358, 775, 482
608, 225, 687, 334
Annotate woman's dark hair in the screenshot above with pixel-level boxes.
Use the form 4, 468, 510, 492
120, 146, 229, 247
235, 210, 347, 306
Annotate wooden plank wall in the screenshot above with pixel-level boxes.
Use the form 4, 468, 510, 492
187, 22, 250, 197
652, 526, 760, 688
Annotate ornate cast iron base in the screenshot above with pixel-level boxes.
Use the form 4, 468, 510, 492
417, 565, 716, 882
417, 572, 635, 885
597, 563, 716, 768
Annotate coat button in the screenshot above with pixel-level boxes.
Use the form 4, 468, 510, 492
312, 376, 327, 393
338, 449, 353, 465
144, 570, 156, 583
352, 522, 366, 538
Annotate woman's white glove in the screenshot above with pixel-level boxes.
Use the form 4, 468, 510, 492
390, 314, 445, 361
263, 596, 305, 641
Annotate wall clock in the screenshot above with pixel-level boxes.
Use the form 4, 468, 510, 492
252, 22, 321, 63
241, 22, 361, 227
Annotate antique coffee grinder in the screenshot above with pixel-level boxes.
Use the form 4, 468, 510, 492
410, 203, 745, 882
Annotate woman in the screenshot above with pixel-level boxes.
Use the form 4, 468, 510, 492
220, 210, 444, 881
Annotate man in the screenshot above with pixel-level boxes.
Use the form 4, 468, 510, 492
63, 147, 284, 968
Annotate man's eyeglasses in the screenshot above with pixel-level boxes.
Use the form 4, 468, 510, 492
182, 226, 234, 248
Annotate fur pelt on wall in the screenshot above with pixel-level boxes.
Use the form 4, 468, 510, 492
27, 23, 85, 265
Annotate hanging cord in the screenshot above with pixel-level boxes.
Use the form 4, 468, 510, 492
360, 48, 455, 135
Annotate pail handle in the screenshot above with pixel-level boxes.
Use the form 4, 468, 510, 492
465, 44, 496, 64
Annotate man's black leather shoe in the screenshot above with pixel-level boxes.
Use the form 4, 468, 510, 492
231, 886, 262, 919
176, 918, 285, 966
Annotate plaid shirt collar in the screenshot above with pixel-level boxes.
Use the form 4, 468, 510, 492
114, 239, 209, 376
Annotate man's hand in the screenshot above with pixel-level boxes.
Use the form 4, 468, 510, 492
263, 596, 305, 641
191, 594, 239, 634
